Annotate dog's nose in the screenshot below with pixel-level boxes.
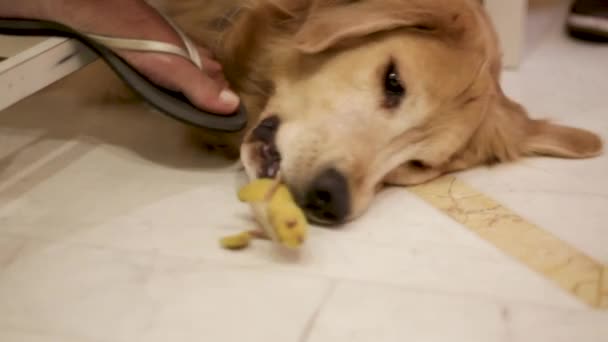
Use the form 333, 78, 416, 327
304, 168, 350, 224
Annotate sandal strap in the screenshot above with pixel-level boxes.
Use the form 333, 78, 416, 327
83, 12, 203, 70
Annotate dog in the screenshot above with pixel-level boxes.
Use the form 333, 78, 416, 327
138, 0, 602, 224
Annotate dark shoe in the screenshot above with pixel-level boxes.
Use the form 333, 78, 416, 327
567, 0, 608, 42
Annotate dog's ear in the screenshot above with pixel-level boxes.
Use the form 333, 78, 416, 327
386, 91, 603, 187
522, 118, 603, 159
293, 0, 468, 53
448, 94, 603, 172
491, 96, 603, 161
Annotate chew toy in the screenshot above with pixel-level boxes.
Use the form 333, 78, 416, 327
220, 177, 308, 250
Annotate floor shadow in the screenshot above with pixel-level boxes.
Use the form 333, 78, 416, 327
0, 83, 239, 172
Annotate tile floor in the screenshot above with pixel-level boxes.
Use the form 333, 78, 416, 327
1, 1, 608, 341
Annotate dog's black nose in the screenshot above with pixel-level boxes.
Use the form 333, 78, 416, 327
304, 168, 350, 224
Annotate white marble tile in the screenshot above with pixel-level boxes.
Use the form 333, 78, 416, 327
0, 152, 239, 239
60, 186, 582, 308
0, 240, 332, 342
135, 258, 332, 342
0, 241, 158, 342
0, 329, 88, 342
307, 281, 608, 342
508, 306, 608, 342
459, 163, 608, 264
0, 235, 27, 270
307, 281, 507, 342
0, 90, 240, 239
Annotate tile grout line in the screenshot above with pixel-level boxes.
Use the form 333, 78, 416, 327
298, 281, 337, 342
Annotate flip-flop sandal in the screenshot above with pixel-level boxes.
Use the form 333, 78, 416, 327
0, 15, 248, 132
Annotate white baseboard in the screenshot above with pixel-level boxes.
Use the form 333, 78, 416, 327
0, 36, 97, 111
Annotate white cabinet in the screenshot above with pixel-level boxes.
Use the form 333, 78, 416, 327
484, 0, 528, 69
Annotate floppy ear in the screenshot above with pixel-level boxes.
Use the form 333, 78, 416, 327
492, 96, 603, 160
294, 0, 467, 53
523, 120, 603, 159
451, 95, 603, 171
397, 92, 604, 185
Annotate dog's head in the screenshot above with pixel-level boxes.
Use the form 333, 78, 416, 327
236, 0, 602, 224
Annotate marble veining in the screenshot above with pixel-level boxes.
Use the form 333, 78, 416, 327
410, 176, 608, 309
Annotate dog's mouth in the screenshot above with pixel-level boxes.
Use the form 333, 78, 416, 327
258, 141, 281, 178
245, 115, 282, 179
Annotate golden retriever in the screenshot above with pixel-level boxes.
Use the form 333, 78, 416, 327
138, 0, 602, 224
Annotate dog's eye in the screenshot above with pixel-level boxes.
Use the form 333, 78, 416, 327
385, 65, 403, 94
409, 160, 430, 170
383, 62, 405, 108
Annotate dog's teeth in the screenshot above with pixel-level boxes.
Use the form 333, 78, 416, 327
268, 163, 279, 178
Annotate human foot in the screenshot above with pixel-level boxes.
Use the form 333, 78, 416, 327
0, 0, 240, 114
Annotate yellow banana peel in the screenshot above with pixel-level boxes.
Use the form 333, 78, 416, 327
220, 178, 308, 250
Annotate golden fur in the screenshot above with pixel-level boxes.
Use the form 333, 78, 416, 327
79, 0, 604, 222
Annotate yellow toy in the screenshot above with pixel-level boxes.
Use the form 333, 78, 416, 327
220, 177, 308, 250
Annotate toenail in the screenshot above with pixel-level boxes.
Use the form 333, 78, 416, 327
219, 89, 240, 107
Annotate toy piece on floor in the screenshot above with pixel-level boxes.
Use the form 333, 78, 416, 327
220, 177, 308, 250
